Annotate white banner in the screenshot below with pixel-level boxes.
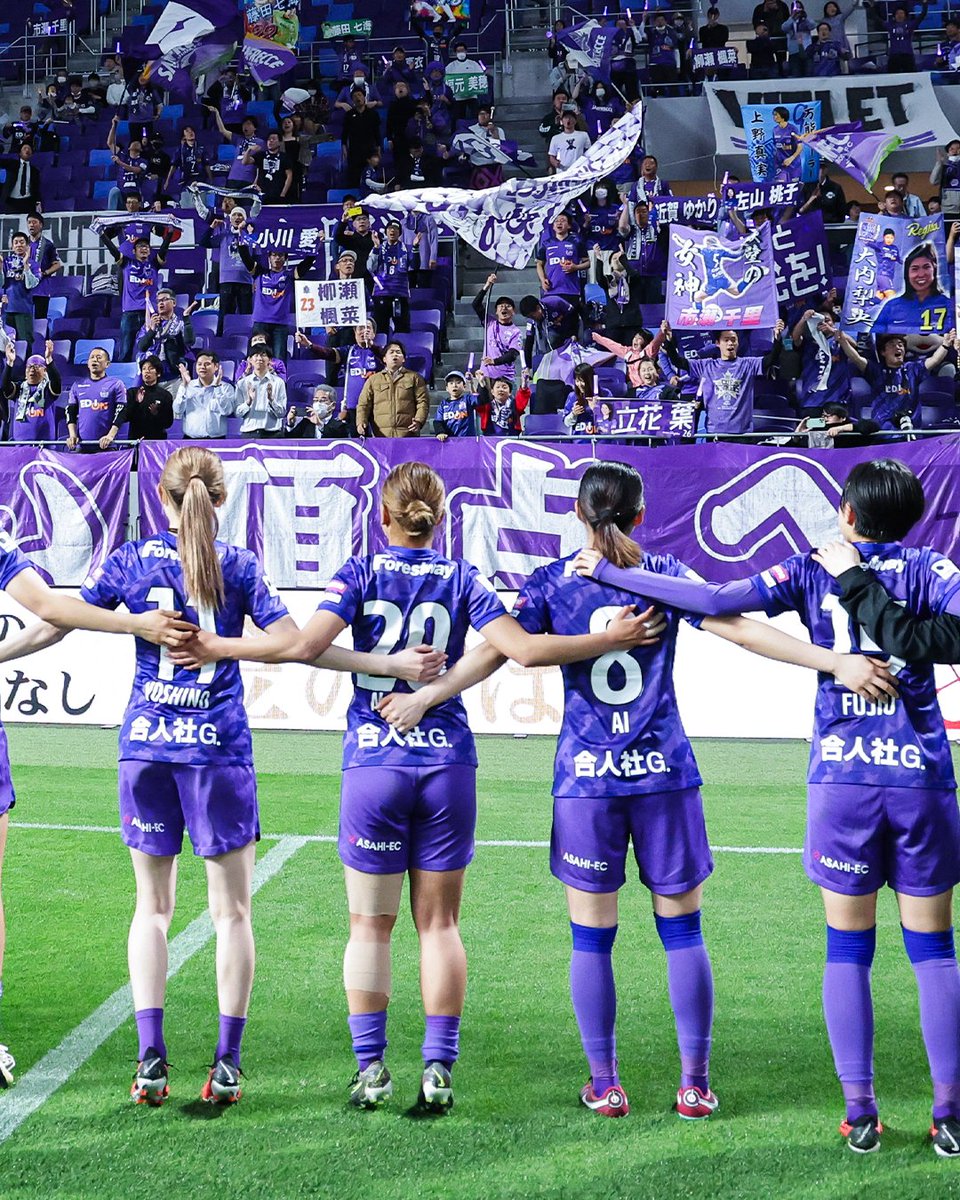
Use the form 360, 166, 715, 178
2, 589, 960, 741
295, 279, 367, 329
705, 75, 952, 158
364, 108, 643, 269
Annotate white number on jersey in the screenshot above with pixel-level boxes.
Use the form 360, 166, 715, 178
355, 600, 452, 692
588, 606, 644, 706
147, 585, 217, 685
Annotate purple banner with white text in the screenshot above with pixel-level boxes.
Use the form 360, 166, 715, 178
666, 224, 778, 331
136, 437, 960, 589
0, 448, 134, 585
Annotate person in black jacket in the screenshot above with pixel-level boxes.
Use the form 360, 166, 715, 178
117, 355, 174, 439
136, 290, 199, 381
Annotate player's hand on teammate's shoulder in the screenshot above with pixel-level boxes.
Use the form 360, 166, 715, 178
607, 604, 665, 649
391, 643, 448, 684
376, 690, 430, 735
832, 655, 899, 703
168, 629, 221, 668
572, 548, 603, 577
813, 540, 861, 577
134, 609, 199, 648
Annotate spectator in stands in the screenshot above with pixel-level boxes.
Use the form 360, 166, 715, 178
0, 233, 39, 343
343, 88, 383, 187
236, 345, 287, 437
838, 329, 955, 428
537, 212, 588, 314
782, 3, 815, 71
520, 294, 578, 357
100, 56, 125, 106
204, 66, 251, 127
799, 163, 847, 222
334, 319, 383, 435
610, 15, 640, 101
864, 0, 928, 72
25, 214, 62, 316
752, 0, 790, 58
142, 133, 172, 205
279, 115, 311, 201
699, 6, 730, 49
581, 84, 622, 141
809, 21, 849, 73
930, 139, 960, 210
173, 353, 236, 438
260, 131, 295, 205
563, 363, 608, 435
407, 96, 447, 157
618, 200, 665, 302
592, 321, 678, 393
548, 111, 591, 174
822, 0, 857, 60
424, 60, 453, 131
136, 290, 199, 380
747, 21, 779, 77
65, 346, 128, 450
335, 64, 382, 112
117, 354, 174, 440
473, 273, 521, 386
368, 221, 412, 333
100, 229, 174, 362
356, 338, 429, 437
846, 199, 862, 222
400, 210, 438, 284
285, 384, 350, 439
2, 144, 42, 214
335, 210, 374, 284
643, 11, 680, 91
890, 171, 926, 218
63, 76, 98, 121
164, 126, 212, 206
337, 35, 362, 87
208, 109, 265, 192
238, 245, 316, 360
386, 81, 419, 161
671, 320, 786, 433
359, 147, 388, 197
85, 73, 107, 107
476, 368, 529, 435
630, 155, 672, 206
880, 188, 905, 216
585, 184, 623, 274
434, 369, 480, 438
3, 107, 37, 153
107, 118, 148, 210
396, 137, 442, 189
2, 341, 60, 442
935, 19, 960, 69
446, 41, 487, 122
237, 332, 287, 382
122, 75, 162, 143
792, 298, 853, 410
539, 91, 570, 145
791, 402, 878, 445
382, 47, 421, 97
547, 19, 568, 68
202, 203, 255, 336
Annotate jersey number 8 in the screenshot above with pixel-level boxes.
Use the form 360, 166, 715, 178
589, 606, 644, 705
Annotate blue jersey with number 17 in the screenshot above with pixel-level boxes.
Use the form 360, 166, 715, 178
317, 547, 506, 769
512, 551, 703, 798
750, 544, 960, 788
81, 531, 288, 766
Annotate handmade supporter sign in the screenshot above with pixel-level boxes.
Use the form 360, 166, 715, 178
652, 181, 803, 225
242, 0, 299, 84
741, 102, 821, 185
295, 279, 367, 328
692, 46, 738, 71
772, 211, 830, 308
594, 399, 698, 438
321, 17, 372, 36
841, 212, 953, 337
666, 225, 778, 330
446, 72, 489, 99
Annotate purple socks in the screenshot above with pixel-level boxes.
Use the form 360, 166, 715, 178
349, 1010, 388, 1072
134, 1008, 166, 1062
422, 1015, 460, 1068
569, 922, 619, 1093
655, 911, 714, 1092
823, 925, 876, 1122
903, 926, 960, 1121
215, 1014, 247, 1067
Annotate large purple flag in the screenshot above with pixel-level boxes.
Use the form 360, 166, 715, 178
666, 224, 778, 331
0, 449, 133, 585
556, 19, 616, 80
799, 123, 904, 191
140, 0, 242, 97
242, 0, 299, 84
136, 437, 960, 590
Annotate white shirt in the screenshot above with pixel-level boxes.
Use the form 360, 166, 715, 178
548, 130, 591, 170
173, 379, 236, 438
235, 370, 287, 433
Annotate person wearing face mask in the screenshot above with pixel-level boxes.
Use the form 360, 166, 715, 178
931, 139, 960, 218
585, 184, 624, 278
445, 41, 487, 123
611, 16, 641, 101
581, 84, 622, 140
285, 384, 350, 439
335, 64, 383, 112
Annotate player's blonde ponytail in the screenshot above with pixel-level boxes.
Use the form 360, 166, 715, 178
577, 462, 644, 569
160, 447, 226, 612
382, 461, 445, 539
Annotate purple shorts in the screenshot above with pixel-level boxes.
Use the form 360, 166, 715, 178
339, 764, 476, 875
0, 726, 15, 817
118, 761, 259, 858
805, 783, 960, 897
551, 787, 714, 895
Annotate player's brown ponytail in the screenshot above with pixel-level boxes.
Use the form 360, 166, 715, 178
577, 462, 643, 569
160, 447, 226, 612
382, 461, 445, 539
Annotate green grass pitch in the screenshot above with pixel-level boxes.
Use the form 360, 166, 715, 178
1, 726, 959, 1199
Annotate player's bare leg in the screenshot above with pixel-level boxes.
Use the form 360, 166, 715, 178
128, 849, 177, 1105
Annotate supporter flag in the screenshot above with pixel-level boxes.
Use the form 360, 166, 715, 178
665, 225, 779, 331
555, 19, 616, 80
533, 339, 613, 385
242, 0, 300, 85
451, 131, 536, 167
797, 123, 904, 191
741, 102, 821, 185
365, 108, 642, 269
140, 0, 242, 97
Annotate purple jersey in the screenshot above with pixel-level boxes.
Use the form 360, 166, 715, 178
10, 377, 56, 440
863, 357, 926, 429
316, 547, 506, 769
483, 318, 523, 382
253, 267, 293, 324
752, 546, 960, 788
687, 355, 763, 434
538, 236, 584, 296
119, 248, 160, 314
370, 241, 411, 298
512, 552, 703, 798
81, 532, 288, 766
342, 344, 379, 410
116, 154, 147, 193
799, 332, 852, 407
66, 376, 127, 440
213, 225, 254, 286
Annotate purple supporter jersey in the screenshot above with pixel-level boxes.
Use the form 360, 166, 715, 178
316, 546, 506, 769
80, 531, 288, 766
66, 376, 127, 440
483, 318, 523, 381
214, 226, 254, 286
512, 552, 703, 798
751, 545, 960, 788
253, 267, 293, 324
119, 247, 161, 313
539, 236, 584, 296
342, 344, 379, 410
687, 355, 762, 434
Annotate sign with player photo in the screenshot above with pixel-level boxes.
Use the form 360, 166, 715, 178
841, 212, 953, 337
446, 72, 489, 99
295, 279, 367, 328
740, 101, 820, 185
666, 224, 779, 330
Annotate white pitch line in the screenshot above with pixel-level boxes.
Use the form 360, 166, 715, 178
9, 822, 803, 854
0, 835, 307, 1145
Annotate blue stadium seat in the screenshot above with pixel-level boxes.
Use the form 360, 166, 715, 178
523, 413, 565, 436
247, 100, 275, 123
218, 144, 238, 163
106, 362, 140, 386
74, 338, 115, 364
160, 103, 184, 121
92, 179, 114, 206
88, 148, 113, 167
46, 296, 68, 327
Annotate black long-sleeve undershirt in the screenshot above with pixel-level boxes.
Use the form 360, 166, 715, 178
837, 566, 960, 664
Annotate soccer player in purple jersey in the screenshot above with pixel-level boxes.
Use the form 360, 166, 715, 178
377, 462, 886, 1122
574, 458, 960, 1156
170, 461, 657, 1114
0, 448, 444, 1107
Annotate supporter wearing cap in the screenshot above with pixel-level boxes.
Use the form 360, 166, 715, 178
381, 45, 421, 98
434, 368, 481, 439
368, 221, 412, 333
1, 338, 60, 442
473, 272, 522, 385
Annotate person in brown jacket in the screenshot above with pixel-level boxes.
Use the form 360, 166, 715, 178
356, 339, 430, 437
